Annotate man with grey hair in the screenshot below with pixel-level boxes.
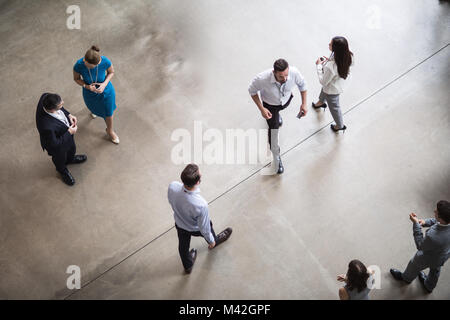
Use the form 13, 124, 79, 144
249, 58, 308, 174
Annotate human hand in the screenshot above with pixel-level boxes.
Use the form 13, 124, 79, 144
315, 56, 327, 65
261, 107, 272, 120
86, 84, 97, 92
418, 219, 426, 226
337, 274, 346, 282
300, 103, 308, 116
208, 241, 216, 249
93, 82, 106, 94
68, 123, 78, 135
68, 114, 77, 126
409, 212, 420, 224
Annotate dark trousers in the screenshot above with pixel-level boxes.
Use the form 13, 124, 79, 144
402, 257, 442, 291
263, 94, 293, 147
175, 222, 217, 270
50, 141, 76, 174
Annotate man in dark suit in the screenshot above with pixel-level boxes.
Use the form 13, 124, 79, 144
36, 93, 87, 185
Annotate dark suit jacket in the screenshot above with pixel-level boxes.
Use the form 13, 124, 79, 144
412, 218, 450, 268
36, 93, 74, 155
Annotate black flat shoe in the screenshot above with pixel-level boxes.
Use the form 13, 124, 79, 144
278, 116, 283, 127
330, 124, 347, 133
312, 102, 327, 110
185, 249, 197, 274
68, 154, 87, 164
418, 271, 433, 293
60, 169, 75, 186
390, 268, 410, 283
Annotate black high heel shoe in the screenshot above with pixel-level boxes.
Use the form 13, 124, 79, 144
312, 102, 327, 110
330, 124, 347, 133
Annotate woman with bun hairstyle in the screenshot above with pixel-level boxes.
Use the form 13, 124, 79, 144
312, 36, 353, 133
73, 45, 119, 144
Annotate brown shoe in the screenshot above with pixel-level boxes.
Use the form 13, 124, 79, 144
214, 227, 233, 247
185, 249, 197, 274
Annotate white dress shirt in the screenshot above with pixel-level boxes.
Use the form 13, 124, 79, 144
167, 181, 215, 244
248, 66, 307, 106
316, 58, 347, 95
44, 109, 70, 127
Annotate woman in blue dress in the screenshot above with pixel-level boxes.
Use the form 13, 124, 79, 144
73, 45, 119, 144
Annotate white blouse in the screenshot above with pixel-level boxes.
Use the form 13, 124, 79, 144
316, 58, 350, 95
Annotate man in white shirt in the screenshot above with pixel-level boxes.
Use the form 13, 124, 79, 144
248, 59, 307, 174
168, 164, 232, 274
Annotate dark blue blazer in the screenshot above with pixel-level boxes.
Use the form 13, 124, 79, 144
35, 93, 74, 155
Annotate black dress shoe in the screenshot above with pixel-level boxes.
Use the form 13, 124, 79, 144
60, 169, 75, 186
277, 157, 284, 174
390, 268, 410, 283
278, 116, 283, 127
185, 249, 197, 274
214, 228, 233, 247
312, 102, 327, 110
68, 154, 87, 164
330, 124, 347, 133
418, 271, 433, 293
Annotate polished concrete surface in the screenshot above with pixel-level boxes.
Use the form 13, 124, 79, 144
0, 0, 449, 299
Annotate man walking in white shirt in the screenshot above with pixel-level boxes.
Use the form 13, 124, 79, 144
248, 59, 308, 174
168, 164, 232, 274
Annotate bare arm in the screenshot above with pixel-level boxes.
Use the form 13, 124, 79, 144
251, 94, 272, 120
95, 65, 114, 93
102, 65, 115, 86
73, 70, 86, 88
299, 90, 308, 115
338, 287, 349, 300
251, 94, 264, 112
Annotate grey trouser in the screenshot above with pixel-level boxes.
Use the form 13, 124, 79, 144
263, 95, 293, 166
402, 256, 442, 291
319, 89, 344, 129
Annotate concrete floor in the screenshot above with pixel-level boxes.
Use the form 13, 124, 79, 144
0, 0, 449, 299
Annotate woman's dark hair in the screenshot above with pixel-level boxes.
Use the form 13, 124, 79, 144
42, 93, 62, 111
273, 59, 289, 72
346, 260, 369, 293
437, 200, 450, 223
181, 164, 201, 188
331, 36, 353, 79
85, 45, 101, 64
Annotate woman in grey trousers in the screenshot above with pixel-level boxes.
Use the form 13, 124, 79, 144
312, 36, 353, 132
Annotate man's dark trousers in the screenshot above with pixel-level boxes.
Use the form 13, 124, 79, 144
176, 222, 218, 270
51, 140, 76, 174
263, 94, 293, 147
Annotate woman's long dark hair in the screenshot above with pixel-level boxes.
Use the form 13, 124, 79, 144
346, 260, 369, 293
331, 36, 353, 79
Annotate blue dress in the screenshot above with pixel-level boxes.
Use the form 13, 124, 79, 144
73, 56, 117, 118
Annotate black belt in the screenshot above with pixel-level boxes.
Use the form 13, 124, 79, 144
262, 94, 293, 108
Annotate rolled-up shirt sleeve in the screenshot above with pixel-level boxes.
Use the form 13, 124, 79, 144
197, 206, 215, 244
294, 70, 307, 92
248, 75, 262, 96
